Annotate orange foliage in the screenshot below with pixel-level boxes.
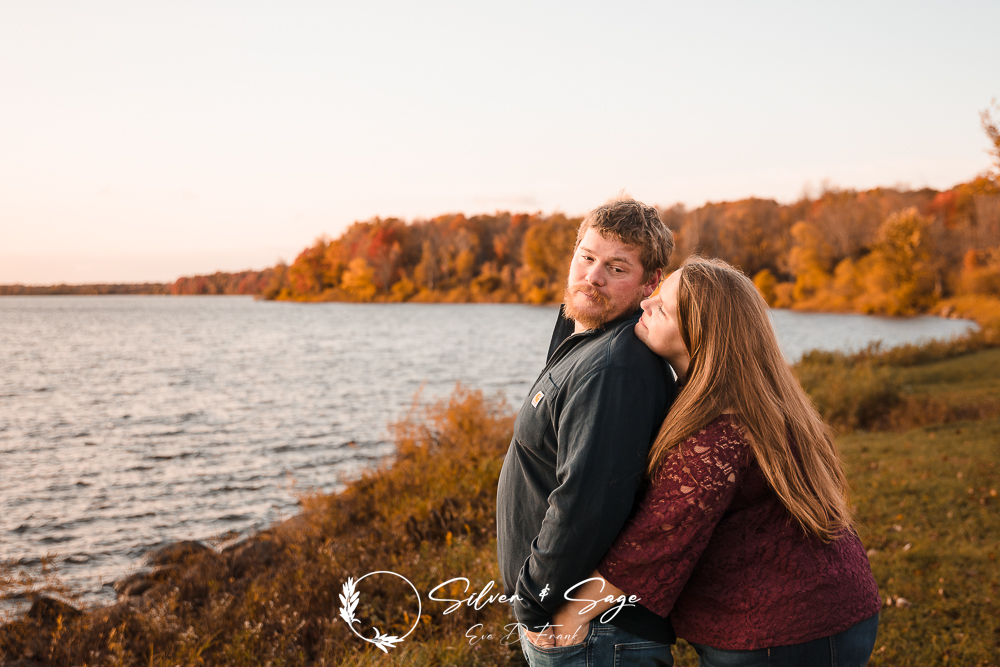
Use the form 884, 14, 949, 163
267, 211, 579, 304
257, 176, 999, 314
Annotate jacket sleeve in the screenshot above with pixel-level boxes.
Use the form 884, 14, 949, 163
511, 362, 665, 630
597, 421, 749, 618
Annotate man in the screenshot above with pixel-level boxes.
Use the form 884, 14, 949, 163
497, 198, 677, 663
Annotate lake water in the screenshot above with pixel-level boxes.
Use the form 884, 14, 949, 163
0, 296, 977, 611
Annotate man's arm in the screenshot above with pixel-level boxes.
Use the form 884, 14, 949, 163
511, 360, 666, 630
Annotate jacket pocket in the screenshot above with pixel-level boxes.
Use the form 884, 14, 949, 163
513, 374, 559, 450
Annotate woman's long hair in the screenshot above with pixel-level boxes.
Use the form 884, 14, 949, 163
647, 257, 851, 542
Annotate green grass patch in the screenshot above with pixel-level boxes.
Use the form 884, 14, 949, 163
796, 335, 1000, 433
838, 418, 1000, 666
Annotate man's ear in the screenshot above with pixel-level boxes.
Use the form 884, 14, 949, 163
642, 269, 662, 297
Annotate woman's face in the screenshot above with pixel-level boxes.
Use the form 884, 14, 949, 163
635, 270, 690, 376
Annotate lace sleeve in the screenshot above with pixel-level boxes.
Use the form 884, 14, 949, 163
597, 418, 751, 618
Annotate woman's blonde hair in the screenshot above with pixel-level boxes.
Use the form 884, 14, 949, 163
647, 257, 851, 542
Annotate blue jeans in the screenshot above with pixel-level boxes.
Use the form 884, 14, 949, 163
690, 614, 879, 667
520, 619, 674, 667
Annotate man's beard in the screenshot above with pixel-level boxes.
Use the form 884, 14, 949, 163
563, 284, 644, 331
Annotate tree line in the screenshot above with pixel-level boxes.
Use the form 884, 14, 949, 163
259, 176, 999, 317
0, 283, 172, 296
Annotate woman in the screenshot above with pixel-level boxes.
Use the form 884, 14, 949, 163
551, 258, 881, 666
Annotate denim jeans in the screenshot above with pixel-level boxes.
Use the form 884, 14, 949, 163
690, 614, 879, 667
520, 619, 674, 667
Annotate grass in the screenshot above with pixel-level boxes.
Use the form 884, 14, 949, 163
839, 418, 1000, 666
2, 322, 1000, 665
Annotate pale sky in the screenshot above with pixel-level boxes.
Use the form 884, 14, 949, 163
1, 1, 997, 284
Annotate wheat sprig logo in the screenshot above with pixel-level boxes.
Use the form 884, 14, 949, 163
339, 571, 422, 652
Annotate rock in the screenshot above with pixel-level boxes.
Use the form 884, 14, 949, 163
227, 537, 278, 579
177, 569, 211, 603
112, 565, 180, 597
120, 577, 158, 597
25, 596, 82, 626
146, 540, 214, 566
884, 595, 913, 608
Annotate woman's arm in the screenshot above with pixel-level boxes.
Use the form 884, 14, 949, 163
598, 419, 750, 618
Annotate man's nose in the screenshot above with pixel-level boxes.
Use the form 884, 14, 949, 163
584, 264, 605, 286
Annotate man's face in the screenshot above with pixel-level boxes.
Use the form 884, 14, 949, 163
563, 227, 660, 331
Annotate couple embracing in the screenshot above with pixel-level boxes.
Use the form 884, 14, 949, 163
496, 199, 882, 667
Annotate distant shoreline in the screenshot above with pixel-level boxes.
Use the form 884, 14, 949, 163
0, 269, 272, 297
0, 284, 172, 296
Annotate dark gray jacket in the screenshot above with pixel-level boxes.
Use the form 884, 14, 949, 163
496, 306, 676, 641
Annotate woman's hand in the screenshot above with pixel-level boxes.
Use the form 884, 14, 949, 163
522, 622, 587, 648
548, 571, 626, 646
522, 628, 557, 648
551, 618, 589, 647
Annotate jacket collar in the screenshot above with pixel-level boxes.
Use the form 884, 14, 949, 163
546, 304, 643, 361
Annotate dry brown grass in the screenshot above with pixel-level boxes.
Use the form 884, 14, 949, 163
1, 387, 526, 666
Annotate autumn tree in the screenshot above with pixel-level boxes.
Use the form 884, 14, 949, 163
413, 238, 440, 292
854, 208, 937, 315
982, 99, 1000, 179
287, 237, 332, 296
519, 215, 579, 304
788, 221, 834, 305
808, 189, 881, 261
714, 198, 787, 276
959, 106, 1000, 250
260, 263, 290, 300
340, 257, 378, 302
959, 247, 1000, 296
753, 269, 778, 306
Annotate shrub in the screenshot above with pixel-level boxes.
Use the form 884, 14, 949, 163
795, 351, 901, 432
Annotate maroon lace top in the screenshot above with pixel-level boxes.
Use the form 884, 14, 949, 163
598, 415, 881, 650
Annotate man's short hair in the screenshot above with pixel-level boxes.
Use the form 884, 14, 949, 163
576, 198, 675, 279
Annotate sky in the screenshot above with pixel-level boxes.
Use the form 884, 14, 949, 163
1, 1, 998, 284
